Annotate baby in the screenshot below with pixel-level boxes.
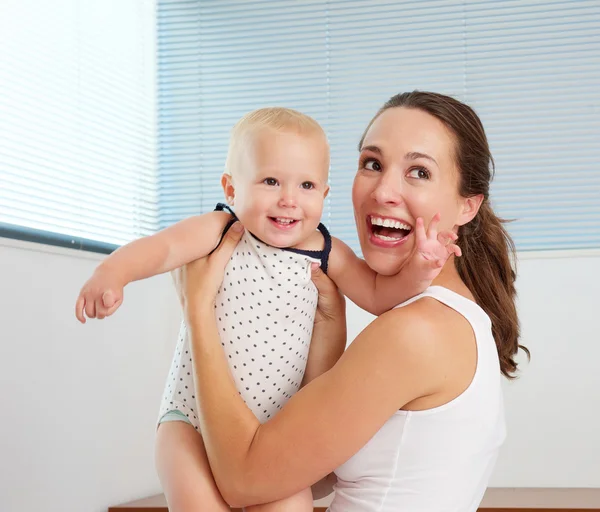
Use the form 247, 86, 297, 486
76, 107, 459, 511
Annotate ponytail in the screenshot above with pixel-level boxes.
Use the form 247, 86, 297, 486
456, 202, 528, 378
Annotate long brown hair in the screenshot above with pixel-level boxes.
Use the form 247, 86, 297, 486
361, 91, 528, 378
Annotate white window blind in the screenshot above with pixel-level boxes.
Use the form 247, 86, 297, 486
0, 0, 158, 251
157, 0, 600, 252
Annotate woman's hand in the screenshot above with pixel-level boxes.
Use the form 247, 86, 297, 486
310, 263, 346, 326
172, 222, 244, 323
302, 264, 347, 385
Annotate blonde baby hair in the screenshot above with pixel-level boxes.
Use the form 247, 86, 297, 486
224, 107, 328, 177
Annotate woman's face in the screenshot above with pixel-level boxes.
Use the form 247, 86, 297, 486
352, 106, 478, 276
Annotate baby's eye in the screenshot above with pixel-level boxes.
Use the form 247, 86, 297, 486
363, 159, 382, 172
407, 167, 430, 180
300, 181, 315, 190
263, 177, 278, 186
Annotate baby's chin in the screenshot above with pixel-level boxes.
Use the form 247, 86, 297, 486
251, 228, 304, 249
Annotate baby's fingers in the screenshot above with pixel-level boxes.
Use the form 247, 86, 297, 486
448, 243, 462, 258
95, 290, 122, 319
415, 218, 427, 247
436, 230, 457, 251
95, 298, 108, 320
102, 290, 117, 309
75, 295, 87, 323
437, 230, 458, 243
104, 297, 123, 317
426, 213, 441, 240
84, 298, 97, 320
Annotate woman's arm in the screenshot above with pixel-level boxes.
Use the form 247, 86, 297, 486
181, 224, 448, 508
301, 264, 347, 386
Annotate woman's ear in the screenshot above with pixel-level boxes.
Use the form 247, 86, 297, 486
221, 173, 235, 205
457, 194, 484, 226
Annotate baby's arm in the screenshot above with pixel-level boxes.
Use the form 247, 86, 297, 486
75, 211, 232, 322
327, 216, 460, 316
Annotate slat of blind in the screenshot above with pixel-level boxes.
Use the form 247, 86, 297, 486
0, 0, 158, 248
463, 0, 600, 250
157, 0, 600, 252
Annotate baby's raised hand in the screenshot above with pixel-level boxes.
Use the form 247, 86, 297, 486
413, 213, 461, 280
75, 269, 124, 323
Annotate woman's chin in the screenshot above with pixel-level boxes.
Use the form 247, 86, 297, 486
362, 250, 408, 276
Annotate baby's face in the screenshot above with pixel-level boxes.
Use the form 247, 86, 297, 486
223, 128, 329, 248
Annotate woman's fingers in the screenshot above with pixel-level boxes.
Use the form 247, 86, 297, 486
208, 222, 244, 270
311, 263, 345, 323
310, 263, 335, 295
178, 222, 245, 315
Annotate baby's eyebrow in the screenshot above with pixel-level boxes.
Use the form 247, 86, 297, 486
358, 144, 382, 154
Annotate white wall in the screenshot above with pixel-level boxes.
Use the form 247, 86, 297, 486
0, 239, 180, 512
493, 251, 600, 488
1, 239, 599, 511
344, 250, 600, 488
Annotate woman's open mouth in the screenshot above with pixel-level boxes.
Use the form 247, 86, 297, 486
368, 215, 412, 246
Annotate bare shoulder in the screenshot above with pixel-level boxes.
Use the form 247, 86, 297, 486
373, 296, 478, 408
346, 297, 476, 395
379, 297, 475, 358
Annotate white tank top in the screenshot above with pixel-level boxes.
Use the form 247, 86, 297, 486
330, 286, 506, 512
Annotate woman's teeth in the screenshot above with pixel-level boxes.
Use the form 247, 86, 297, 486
370, 216, 412, 240
375, 233, 402, 241
370, 216, 411, 230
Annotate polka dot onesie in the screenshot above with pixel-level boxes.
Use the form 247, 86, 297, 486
158, 204, 331, 428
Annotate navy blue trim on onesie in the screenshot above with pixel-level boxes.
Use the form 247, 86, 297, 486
209, 203, 239, 255
212, 202, 331, 274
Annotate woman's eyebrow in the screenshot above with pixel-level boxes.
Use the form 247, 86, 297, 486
406, 151, 438, 166
359, 146, 438, 167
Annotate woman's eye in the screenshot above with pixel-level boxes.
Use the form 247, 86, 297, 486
407, 167, 430, 180
264, 177, 278, 186
363, 159, 382, 172
300, 181, 315, 190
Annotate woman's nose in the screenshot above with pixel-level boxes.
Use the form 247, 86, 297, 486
371, 173, 403, 206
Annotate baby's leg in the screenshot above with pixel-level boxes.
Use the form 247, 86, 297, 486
245, 487, 313, 512
155, 420, 230, 512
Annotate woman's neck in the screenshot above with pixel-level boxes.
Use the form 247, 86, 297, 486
431, 256, 475, 302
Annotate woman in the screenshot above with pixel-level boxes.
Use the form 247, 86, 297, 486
163, 91, 527, 511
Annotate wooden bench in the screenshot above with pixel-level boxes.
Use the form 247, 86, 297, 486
109, 488, 600, 511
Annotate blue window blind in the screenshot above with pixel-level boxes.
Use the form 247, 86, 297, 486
0, 0, 158, 251
158, 0, 600, 251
